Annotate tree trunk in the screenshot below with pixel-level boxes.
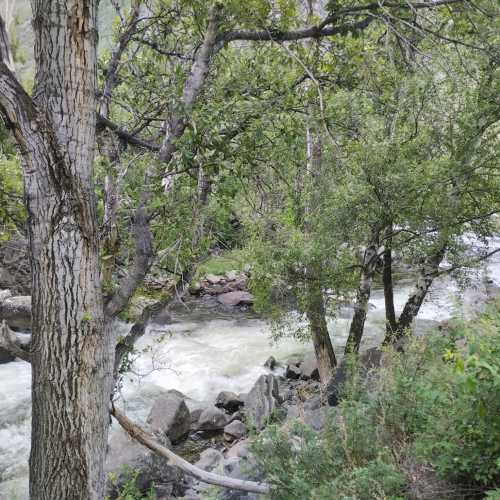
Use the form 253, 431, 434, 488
382, 228, 397, 341
345, 244, 379, 354
305, 279, 336, 382
389, 245, 446, 342
0, 2, 114, 498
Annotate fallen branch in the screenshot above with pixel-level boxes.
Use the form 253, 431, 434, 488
0, 320, 31, 363
111, 405, 271, 495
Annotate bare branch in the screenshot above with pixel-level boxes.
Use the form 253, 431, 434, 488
96, 113, 160, 151
111, 405, 271, 495
100, 1, 143, 117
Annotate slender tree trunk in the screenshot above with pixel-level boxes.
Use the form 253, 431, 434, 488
388, 245, 446, 342
305, 278, 337, 382
382, 228, 397, 340
345, 244, 379, 354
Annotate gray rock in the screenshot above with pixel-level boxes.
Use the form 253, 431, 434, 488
206, 274, 224, 285
197, 406, 228, 431
264, 356, 277, 370
0, 238, 31, 294
243, 374, 280, 429
215, 391, 244, 413
217, 291, 254, 307
0, 347, 15, 364
0, 295, 31, 330
194, 448, 223, 472
300, 353, 320, 381
225, 270, 239, 281
285, 364, 301, 380
105, 427, 182, 498
226, 438, 251, 459
224, 420, 247, 441
146, 391, 191, 443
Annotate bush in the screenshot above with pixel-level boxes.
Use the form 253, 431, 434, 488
252, 301, 500, 498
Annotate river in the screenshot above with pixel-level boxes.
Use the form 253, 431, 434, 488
1, 242, 499, 499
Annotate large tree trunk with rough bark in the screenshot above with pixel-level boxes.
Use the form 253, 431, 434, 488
28, 3, 114, 498
345, 243, 379, 354
0, 2, 114, 498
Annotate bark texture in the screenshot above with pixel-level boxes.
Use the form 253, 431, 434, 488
382, 230, 397, 337
305, 279, 337, 382
345, 244, 379, 354
1, 2, 114, 498
387, 245, 446, 343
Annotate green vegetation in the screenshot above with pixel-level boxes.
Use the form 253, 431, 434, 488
253, 301, 500, 499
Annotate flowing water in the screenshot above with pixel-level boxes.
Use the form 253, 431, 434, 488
1, 241, 499, 499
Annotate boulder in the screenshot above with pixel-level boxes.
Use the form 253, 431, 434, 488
146, 390, 191, 444
300, 353, 320, 381
197, 407, 228, 431
105, 427, 182, 499
0, 348, 15, 364
194, 448, 223, 472
224, 420, 247, 441
264, 356, 277, 370
225, 270, 239, 281
206, 274, 224, 285
326, 348, 384, 406
215, 391, 244, 413
243, 374, 280, 429
0, 238, 31, 294
216, 291, 254, 307
0, 295, 31, 330
285, 364, 301, 380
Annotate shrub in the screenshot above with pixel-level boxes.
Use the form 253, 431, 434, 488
252, 301, 500, 498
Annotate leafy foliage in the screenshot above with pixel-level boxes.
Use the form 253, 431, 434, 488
253, 301, 500, 498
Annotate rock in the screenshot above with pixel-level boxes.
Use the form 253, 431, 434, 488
146, 391, 191, 444
105, 427, 182, 498
226, 438, 251, 459
206, 274, 224, 285
128, 295, 158, 322
326, 348, 384, 406
215, 391, 244, 413
0, 289, 12, 301
285, 364, 301, 380
194, 448, 223, 472
224, 420, 247, 441
300, 353, 320, 381
243, 374, 280, 429
197, 407, 228, 431
189, 282, 202, 295
190, 408, 204, 425
0, 295, 31, 330
216, 291, 254, 307
264, 356, 277, 370
0, 348, 15, 364
0, 238, 31, 294
225, 270, 239, 281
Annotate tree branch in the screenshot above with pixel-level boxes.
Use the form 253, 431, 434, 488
105, 202, 154, 318
217, 0, 465, 43
111, 405, 271, 495
0, 320, 31, 363
100, 1, 143, 117
159, 3, 223, 167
